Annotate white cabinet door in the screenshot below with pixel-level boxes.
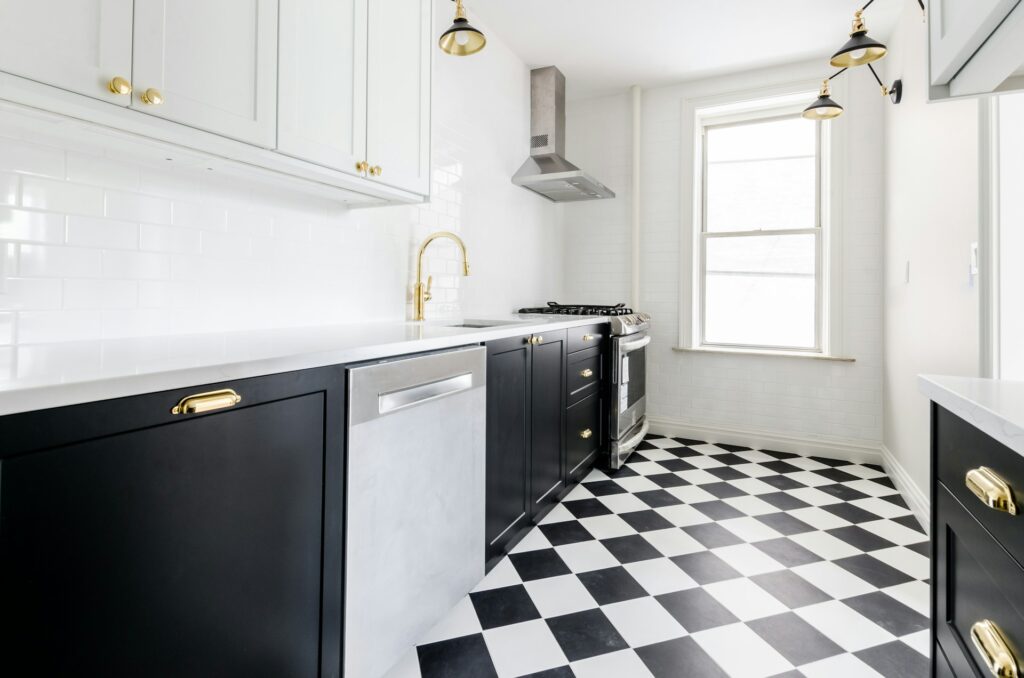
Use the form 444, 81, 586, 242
132, 0, 278, 147
278, 0, 367, 177
0, 0, 133, 105
929, 0, 1018, 85
366, 0, 431, 196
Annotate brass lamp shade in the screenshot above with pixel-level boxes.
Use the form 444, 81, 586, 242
803, 80, 843, 120
439, 0, 486, 56
830, 11, 887, 68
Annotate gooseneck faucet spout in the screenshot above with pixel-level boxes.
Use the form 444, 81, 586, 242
413, 231, 470, 321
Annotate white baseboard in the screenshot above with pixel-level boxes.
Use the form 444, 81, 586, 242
646, 416, 883, 465
880, 444, 930, 534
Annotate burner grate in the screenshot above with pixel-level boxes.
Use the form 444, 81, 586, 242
518, 301, 634, 316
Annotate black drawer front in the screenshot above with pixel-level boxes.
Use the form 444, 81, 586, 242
935, 485, 1024, 678
935, 404, 1024, 566
934, 641, 956, 678
568, 323, 606, 354
567, 393, 601, 478
567, 348, 601, 405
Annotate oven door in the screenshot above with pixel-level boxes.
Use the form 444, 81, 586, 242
610, 332, 649, 441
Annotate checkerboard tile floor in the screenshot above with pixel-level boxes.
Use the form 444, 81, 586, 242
387, 435, 930, 678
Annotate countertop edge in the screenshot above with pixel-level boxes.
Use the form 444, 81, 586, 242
918, 374, 1024, 456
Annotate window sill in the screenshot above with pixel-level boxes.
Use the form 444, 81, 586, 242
673, 346, 855, 362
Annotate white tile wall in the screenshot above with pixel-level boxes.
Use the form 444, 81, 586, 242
0, 3, 563, 349
563, 61, 885, 447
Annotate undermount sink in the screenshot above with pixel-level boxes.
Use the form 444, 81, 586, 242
446, 319, 530, 329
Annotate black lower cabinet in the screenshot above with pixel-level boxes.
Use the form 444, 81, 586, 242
530, 333, 567, 516
0, 367, 345, 678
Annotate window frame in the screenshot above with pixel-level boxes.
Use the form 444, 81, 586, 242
685, 90, 840, 357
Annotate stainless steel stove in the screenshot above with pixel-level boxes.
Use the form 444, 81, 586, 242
518, 302, 651, 470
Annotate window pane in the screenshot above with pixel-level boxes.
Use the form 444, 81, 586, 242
706, 157, 816, 232
706, 117, 815, 163
704, 233, 817, 349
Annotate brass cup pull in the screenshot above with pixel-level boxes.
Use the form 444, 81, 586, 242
141, 88, 164, 105
582, 334, 596, 342
369, 165, 383, 177
171, 389, 242, 415
355, 160, 369, 175
971, 620, 1020, 678
580, 368, 594, 378
108, 76, 132, 95
579, 429, 593, 440
966, 467, 1018, 515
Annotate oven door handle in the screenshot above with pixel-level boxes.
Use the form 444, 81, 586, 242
619, 335, 651, 354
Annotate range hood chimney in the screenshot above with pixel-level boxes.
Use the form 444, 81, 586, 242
512, 66, 615, 202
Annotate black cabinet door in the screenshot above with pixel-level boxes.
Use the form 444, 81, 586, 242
0, 367, 345, 678
485, 335, 532, 571
530, 331, 567, 518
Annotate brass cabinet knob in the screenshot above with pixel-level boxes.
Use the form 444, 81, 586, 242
971, 620, 1020, 678
533, 336, 544, 345
171, 389, 242, 415
369, 165, 383, 177
580, 368, 594, 378
108, 76, 132, 95
966, 467, 1018, 515
582, 334, 596, 342
355, 160, 369, 175
579, 429, 593, 440
141, 88, 164, 105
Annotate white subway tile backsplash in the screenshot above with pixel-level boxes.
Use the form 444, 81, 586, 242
21, 176, 105, 216
200, 230, 250, 258
19, 245, 103, 278
0, 278, 63, 310
0, 136, 65, 179
63, 278, 138, 310
18, 309, 101, 343
104, 190, 173, 225
0, 172, 18, 206
101, 250, 171, 280
66, 152, 140, 192
66, 216, 139, 250
0, 207, 65, 243
139, 222, 202, 255
173, 201, 227, 230
0, 312, 13, 345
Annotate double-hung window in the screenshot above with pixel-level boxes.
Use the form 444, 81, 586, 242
696, 102, 829, 353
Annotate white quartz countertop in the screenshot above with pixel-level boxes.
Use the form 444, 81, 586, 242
0, 315, 610, 416
919, 374, 1024, 455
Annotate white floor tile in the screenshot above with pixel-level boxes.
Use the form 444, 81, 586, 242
711, 543, 785, 577
861, 519, 927, 546
641, 528, 706, 557
797, 652, 885, 677
794, 600, 897, 652
719, 516, 785, 542
727, 478, 778, 495
692, 623, 794, 677
524, 574, 599, 618
564, 483, 596, 501
539, 504, 577, 524
640, 448, 679, 462
791, 561, 876, 600
786, 487, 845, 506
654, 504, 713, 527
789, 506, 852, 530
596, 492, 650, 514
733, 462, 777, 478
472, 557, 522, 592
789, 530, 863, 560
676, 469, 724, 485
383, 646, 423, 678
787, 471, 834, 487
624, 558, 699, 596
901, 629, 931, 657
722, 495, 779, 516
665, 484, 719, 504
703, 578, 789, 621
555, 540, 621, 573
881, 580, 930, 617
851, 497, 911, 518
418, 596, 483, 644
510, 527, 552, 553
684, 455, 726, 470
846, 479, 896, 497
579, 514, 636, 539
483, 619, 568, 677
614, 475, 662, 492
571, 649, 656, 678
603, 597, 688, 647
785, 457, 830, 471
870, 546, 930, 580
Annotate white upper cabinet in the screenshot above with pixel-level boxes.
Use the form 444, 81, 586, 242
278, 0, 367, 176
132, 0, 278, 147
0, 0, 134, 105
929, 0, 1024, 99
366, 0, 432, 195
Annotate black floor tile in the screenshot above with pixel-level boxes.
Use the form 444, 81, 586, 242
809, 455, 853, 467
600, 535, 663, 564
417, 634, 498, 678
539, 521, 595, 547
706, 466, 749, 481
870, 476, 897, 490
692, 500, 745, 521
576, 566, 648, 605
813, 468, 862, 483
656, 587, 739, 632
748, 612, 845, 665
714, 443, 751, 453
519, 667, 576, 678
545, 609, 629, 661
637, 636, 729, 678
469, 585, 541, 630
563, 498, 613, 519
751, 570, 832, 609
907, 540, 930, 557
842, 592, 929, 636
604, 465, 638, 479
581, 480, 627, 497
670, 551, 742, 584
827, 526, 896, 552
892, 515, 926, 534
634, 489, 684, 508
707, 452, 749, 465
761, 449, 800, 460
509, 549, 572, 581
761, 460, 804, 474
756, 512, 816, 536
833, 554, 914, 588
701, 481, 748, 499
882, 493, 910, 509
759, 491, 812, 511
683, 522, 745, 548
673, 437, 706, 446
821, 502, 881, 524
752, 537, 824, 567
618, 509, 674, 533
817, 484, 869, 502
656, 458, 696, 472
855, 640, 930, 678
760, 474, 807, 491
647, 472, 689, 488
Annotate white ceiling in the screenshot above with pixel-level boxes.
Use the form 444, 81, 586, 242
466, 0, 904, 100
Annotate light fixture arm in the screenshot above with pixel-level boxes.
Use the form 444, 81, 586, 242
859, 0, 924, 12
866, 63, 888, 94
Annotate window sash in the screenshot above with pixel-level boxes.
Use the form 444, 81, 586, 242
697, 113, 825, 353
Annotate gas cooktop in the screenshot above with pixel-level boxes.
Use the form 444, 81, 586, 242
517, 302, 635, 316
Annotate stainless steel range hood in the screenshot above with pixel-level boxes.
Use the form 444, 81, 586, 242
513, 66, 615, 202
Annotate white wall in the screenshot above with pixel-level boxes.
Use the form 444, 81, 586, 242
0, 3, 561, 357
998, 92, 1024, 380
564, 60, 886, 454
882, 2, 980, 493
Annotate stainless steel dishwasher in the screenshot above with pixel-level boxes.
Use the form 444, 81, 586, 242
344, 346, 486, 678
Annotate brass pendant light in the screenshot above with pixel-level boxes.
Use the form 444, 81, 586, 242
802, 79, 844, 120
830, 9, 887, 68
439, 0, 486, 56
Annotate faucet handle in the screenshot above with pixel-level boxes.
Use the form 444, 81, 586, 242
424, 275, 433, 302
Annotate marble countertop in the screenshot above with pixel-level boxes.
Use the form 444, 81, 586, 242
0, 315, 609, 416
919, 375, 1024, 455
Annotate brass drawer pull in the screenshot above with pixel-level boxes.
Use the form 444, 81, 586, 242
966, 467, 1018, 515
580, 368, 594, 378
171, 389, 242, 415
972, 620, 1020, 678
579, 428, 593, 440
582, 334, 596, 342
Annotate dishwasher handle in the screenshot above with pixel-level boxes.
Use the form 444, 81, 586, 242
378, 373, 473, 415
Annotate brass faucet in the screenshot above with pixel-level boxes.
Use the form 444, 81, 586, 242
413, 231, 470, 321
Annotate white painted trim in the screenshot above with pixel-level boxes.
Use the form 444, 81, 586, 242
880, 444, 930, 534
646, 415, 882, 465
631, 84, 642, 311
979, 96, 1001, 378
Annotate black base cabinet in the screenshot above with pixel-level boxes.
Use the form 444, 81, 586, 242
485, 325, 607, 572
0, 367, 346, 678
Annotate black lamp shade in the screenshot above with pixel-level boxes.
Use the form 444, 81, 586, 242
830, 30, 887, 68
803, 94, 843, 120
439, 18, 486, 56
